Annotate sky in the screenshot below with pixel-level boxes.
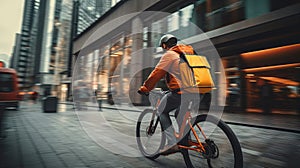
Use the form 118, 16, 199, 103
0, 0, 24, 58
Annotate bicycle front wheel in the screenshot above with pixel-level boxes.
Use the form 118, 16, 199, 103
136, 109, 165, 159
183, 114, 243, 168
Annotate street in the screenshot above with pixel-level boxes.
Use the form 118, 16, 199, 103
0, 101, 299, 168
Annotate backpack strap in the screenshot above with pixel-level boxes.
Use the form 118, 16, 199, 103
165, 52, 177, 83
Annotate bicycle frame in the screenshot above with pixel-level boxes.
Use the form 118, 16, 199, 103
177, 111, 207, 153
148, 90, 208, 154
138, 90, 243, 168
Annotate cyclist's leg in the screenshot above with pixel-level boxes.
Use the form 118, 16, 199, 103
174, 99, 189, 128
157, 92, 181, 146
175, 93, 201, 129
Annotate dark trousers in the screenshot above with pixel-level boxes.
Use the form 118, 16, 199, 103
158, 92, 200, 145
158, 92, 181, 131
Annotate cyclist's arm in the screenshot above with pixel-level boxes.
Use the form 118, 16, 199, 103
140, 52, 175, 92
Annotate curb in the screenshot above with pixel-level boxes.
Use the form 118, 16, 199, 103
225, 121, 300, 134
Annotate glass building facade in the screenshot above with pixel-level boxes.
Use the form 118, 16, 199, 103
12, 0, 75, 99
76, 0, 123, 36
73, 34, 133, 103
73, 0, 300, 114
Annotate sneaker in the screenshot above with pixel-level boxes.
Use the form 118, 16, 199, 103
159, 145, 180, 155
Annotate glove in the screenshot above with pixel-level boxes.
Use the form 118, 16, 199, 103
137, 90, 149, 96
138, 86, 149, 96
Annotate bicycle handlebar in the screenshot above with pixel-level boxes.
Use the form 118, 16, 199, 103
138, 89, 166, 97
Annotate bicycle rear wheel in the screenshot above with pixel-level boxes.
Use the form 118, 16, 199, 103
136, 109, 165, 159
183, 114, 243, 168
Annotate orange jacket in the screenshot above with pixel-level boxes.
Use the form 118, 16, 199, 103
139, 44, 194, 93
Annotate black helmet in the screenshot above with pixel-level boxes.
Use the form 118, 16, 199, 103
159, 34, 177, 48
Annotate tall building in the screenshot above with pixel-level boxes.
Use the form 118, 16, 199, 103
54, 0, 73, 100
11, 0, 40, 88
96, 0, 113, 16
35, 0, 73, 97
11, 0, 73, 98
10, 33, 21, 69
76, 0, 110, 35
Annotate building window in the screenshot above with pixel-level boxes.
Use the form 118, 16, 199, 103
98, 54, 110, 95
205, 0, 244, 31
95, 35, 133, 103
109, 37, 123, 100
122, 36, 132, 98
167, 12, 179, 32
0, 73, 14, 92
180, 5, 194, 27
244, 0, 300, 19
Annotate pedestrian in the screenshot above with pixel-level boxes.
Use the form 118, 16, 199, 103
78, 84, 90, 110
107, 86, 116, 105
44, 89, 50, 98
95, 89, 102, 111
297, 84, 300, 114
228, 83, 240, 112
260, 80, 273, 114
32, 91, 39, 103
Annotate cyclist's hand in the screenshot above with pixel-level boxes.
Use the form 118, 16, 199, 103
138, 86, 149, 96
137, 90, 149, 96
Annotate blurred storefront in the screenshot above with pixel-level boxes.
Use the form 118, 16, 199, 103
241, 44, 300, 114
223, 44, 300, 114
72, 0, 300, 114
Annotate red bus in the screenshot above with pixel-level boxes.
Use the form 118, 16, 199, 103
0, 67, 19, 109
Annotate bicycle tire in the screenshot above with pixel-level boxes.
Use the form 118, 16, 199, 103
183, 114, 243, 168
136, 109, 166, 159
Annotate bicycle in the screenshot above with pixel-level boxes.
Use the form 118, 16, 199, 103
136, 89, 243, 168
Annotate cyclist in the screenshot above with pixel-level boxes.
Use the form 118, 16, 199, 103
138, 34, 196, 155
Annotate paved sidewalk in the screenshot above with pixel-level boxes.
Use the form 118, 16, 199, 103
0, 102, 182, 168
0, 101, 299, 168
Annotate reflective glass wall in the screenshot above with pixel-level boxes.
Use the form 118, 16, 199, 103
74, 34, 133, 104
151, 0, 299, 39
73, 0, 299, 108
